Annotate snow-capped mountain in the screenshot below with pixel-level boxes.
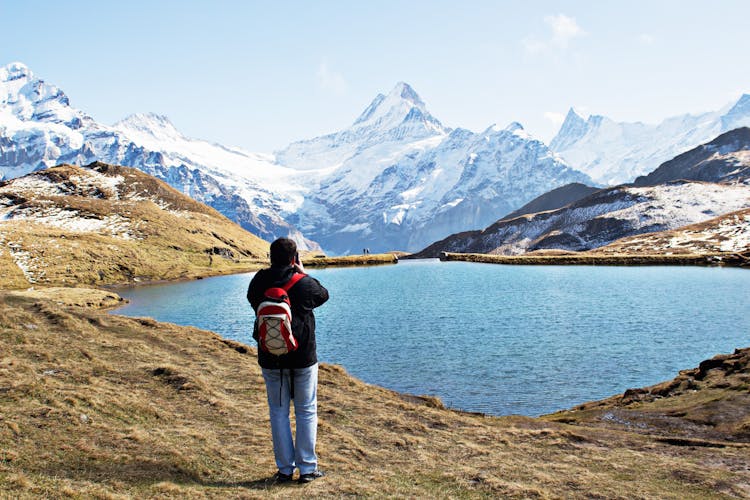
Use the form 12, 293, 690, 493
277, 85, 592, 253
0, 62, 317, 249
1, 63, 593, 254
550, 95, 750, 185
276, 82, 448, 170
414, 129, 750, 258
413, 180, 750, 257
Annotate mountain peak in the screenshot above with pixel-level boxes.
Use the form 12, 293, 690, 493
0, 62, 83, 126
482, 122, 524, 135
550, 107, 588, 151
0, 61, 32, 83
389, 81, 425, 108
719, 94, 750, 133
724, 93, 750, 118
348, 82, 446, 139
565, 107, 585, 122
353, 82, 429, 126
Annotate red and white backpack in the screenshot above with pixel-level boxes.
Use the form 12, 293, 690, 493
255, 273, 306, 356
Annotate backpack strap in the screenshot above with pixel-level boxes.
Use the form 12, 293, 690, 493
281, 272, 306, 292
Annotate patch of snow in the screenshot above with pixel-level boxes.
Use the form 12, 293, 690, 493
69, 171, 124, 198
440, 198, 464, 209
1, 175, 66, 197
338, 222, 371, 233
6, 240, 36, 283
3, 205, 134, 239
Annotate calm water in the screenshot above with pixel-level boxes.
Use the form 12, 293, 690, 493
113, 260, 750, 416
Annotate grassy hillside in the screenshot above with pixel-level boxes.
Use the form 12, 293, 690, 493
0, 163, 270, 288
1, 288, 749, 498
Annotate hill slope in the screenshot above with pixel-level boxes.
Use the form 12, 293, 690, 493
0, 162, 269, 287
499, 182, 600, 221
1, 290, 748, 498
634, 127, 750, 186
591, 208, 750, 256
412, 181, 750, 257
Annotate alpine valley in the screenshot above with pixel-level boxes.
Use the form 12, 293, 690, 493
2, 61, 750, 255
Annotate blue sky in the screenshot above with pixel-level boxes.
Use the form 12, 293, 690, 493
2, 1, 749, 152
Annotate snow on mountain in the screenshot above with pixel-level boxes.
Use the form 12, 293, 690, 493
0, 63, 318, 249
634, 127, 750, 186
550, 95, 750, 185
414, 180, 750, 257
278, 87, 592, 253
0, 63, 591, 254
275, 82, 448, 171
593, 208, 750, 255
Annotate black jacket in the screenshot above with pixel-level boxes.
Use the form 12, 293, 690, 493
247, 265, 329, 369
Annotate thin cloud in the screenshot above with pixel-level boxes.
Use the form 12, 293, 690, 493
316, 61, 348, 94
545, 14, 585, 48
524, 13, 586, 55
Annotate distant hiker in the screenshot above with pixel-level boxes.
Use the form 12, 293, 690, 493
247, 238, 329, 484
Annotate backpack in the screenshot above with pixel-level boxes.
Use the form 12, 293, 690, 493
255, 273, 306, 356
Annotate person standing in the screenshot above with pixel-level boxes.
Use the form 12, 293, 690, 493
247, 238, 329, 484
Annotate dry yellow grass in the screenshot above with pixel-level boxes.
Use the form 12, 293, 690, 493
1, 289, 749, 498
0, 163, 270, 289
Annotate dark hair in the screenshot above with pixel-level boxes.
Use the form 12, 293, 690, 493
270, 237, 297, 267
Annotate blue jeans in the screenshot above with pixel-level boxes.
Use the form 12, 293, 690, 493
261, 364, 318, 475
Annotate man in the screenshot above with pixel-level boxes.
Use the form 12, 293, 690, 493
247, 238, 329, 484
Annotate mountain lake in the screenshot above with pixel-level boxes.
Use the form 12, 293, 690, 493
113, 259, 750, 416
